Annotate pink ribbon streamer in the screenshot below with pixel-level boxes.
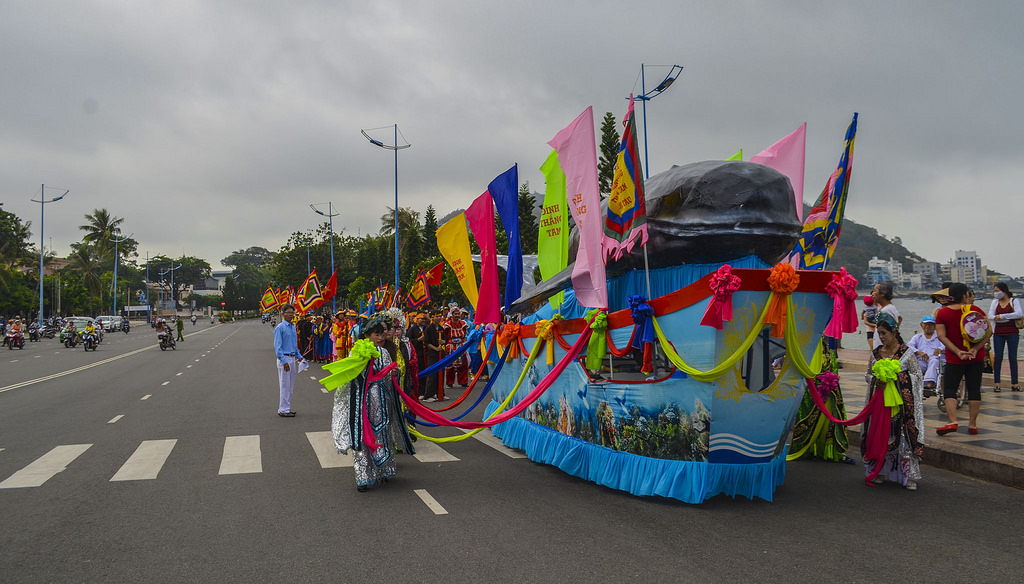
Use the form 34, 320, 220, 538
823, 267, 859, 338
700, 265, 742, 330
359, 360, 398, 451
395, 324, 594, 429
806, 376, 891, 485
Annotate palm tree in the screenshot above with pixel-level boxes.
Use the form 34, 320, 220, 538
79, 208, 125, 260
66, 247, 103, 310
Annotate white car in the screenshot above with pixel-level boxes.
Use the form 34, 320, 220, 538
95, 316, 120, 332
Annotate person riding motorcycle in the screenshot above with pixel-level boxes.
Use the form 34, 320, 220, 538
155, 318, 175, 348
81, 321, 99, 348
63, 321, 79, 346
191, 314, 197, 326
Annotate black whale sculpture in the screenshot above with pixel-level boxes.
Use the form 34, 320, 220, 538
511, 160, 801, 314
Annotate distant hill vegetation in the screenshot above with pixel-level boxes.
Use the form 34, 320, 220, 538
825, 207, 928, 279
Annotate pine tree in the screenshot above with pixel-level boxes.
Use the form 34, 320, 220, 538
598, 111, 620, 197
518, 182, 539, 255
422, 205, 440, 259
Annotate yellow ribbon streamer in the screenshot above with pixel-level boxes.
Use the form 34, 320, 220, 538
872, 358, 904, 415
410, 336, 545, 443
652, 294, 772, 382
783, 296, 824, 378
786, 413, 828, 461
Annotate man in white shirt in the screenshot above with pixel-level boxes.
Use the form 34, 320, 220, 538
907, 315, 944, 389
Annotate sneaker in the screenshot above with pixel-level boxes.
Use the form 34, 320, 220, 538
905, 480, 918, 491
423, 397, 437, 403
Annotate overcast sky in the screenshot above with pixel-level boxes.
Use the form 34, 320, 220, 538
3, 1, 1022, 277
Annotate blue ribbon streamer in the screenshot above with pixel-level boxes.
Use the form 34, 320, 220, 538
407, 338, 511, 426
627, 295, 655, 350
417, 326, 483, 377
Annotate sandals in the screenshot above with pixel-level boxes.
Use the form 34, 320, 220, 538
994, 386, 1002, 393
905, 480, 918, 491
1013, 386, 1022, 392
936, 423, 958, 436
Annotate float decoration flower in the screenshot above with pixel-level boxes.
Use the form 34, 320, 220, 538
700, 264, 742, 330
764, 262, 800, 338
823, 267, 859, 338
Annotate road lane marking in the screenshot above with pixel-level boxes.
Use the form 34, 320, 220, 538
305, 431, 352, 468
107, 415, 124, 424
414, 489, 448, 515
219, 435, 262, 475
111, 439, 176, 481
10, 360, 18, 363
195, 359, 200, 362
461, 429, 527, 458
140, 395, 151, 400
412, 440, 460, 463
320, 388, 328, 394
175, 372, 182, 376
187, 365, 192, 368
34, 355, 41, 358
1, 342, 172, 394
0, 444, 92, 489
309, 376, 317, 380
161, 381, 170, 386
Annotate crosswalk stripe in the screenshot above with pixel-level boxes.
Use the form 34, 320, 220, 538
414, 489, 448, 515
0, 444, 92, 488
461, 429, 526, 458
111, 439, 176, 481
305, 431, 352, 468
107, 415, 124, 424
219, 435, 262, 475
413, 439, 460, 463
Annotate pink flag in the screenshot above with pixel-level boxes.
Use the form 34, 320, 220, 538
547, 107, 608, 309
465, 191, 501, 324
750, 123, 806, 221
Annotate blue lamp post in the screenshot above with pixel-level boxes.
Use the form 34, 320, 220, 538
30, 184, 69, 327
635, 64, 683, 179
110, 232, 133, 318
361, 124, 411, 298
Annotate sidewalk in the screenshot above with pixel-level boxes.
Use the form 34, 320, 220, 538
837, 349, 1024, 489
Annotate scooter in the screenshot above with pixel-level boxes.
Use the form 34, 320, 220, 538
5, 329, 25, 350
40, 325, 56, 339
28, 323, 40, 342
121, 320, 131, 334
80, 329, 99, 351
158, 330, 176, 351
63, 330, 79, 348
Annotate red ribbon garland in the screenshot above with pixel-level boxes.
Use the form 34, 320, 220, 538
805, 377, 892, 485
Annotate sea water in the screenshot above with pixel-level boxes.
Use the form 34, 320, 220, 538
846, 296, 986, 348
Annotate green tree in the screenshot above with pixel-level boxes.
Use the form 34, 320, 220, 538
78, 208, 125, 260
422, 205, 440, 259
149, 255, 212, 311
598, 111, 620, 197
65, 247, 104, 312
518, 182, 539, 255
0, 203, 33, 293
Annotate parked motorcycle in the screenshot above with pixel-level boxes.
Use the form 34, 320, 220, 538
40, 325, 56, 339
5, 329, 25, 350
81, 329, 99, 351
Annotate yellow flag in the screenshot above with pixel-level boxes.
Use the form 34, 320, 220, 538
436, 213, 480, 308
727, 149, 743, 161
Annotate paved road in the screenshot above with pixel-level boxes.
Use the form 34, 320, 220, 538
2, 321, 1022, 583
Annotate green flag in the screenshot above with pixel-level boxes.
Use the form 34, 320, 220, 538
538, 150, 569, 311
726, 149, 743, 161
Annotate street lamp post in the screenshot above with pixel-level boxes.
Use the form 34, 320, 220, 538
635, 64, 683, 179
159, 262, 182, 318
362, 124, 411, 298
110, 232, 133, 318
309, 203, 338, 312
30, 184, 69, 327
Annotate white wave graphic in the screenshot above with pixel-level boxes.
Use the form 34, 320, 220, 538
709, 433, 778, 456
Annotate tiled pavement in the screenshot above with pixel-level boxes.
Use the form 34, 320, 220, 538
837, 349, 1024, 489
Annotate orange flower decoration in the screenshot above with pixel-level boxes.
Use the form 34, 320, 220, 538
497, 323, 521, 359
764, 263, 800, 338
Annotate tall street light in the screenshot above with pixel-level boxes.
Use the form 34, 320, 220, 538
362, 124, 411, 298
159, 262, 182, 318
30, 184, 69, 327
110, 232, 133, 318
309, 203, 338, 312
635, 64, 683, 179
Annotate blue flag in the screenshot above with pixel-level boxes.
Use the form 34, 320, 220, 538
488, 164, 521, 311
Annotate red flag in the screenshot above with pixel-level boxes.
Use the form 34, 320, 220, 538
424, 262, 444, 286
321, 270, 338, 301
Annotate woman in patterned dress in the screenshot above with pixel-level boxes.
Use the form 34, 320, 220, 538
331, 313, 412, 492
861, 313, 925, 490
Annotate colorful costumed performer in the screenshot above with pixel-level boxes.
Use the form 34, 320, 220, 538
324, 313, 414, 492
443, 305, 470, 388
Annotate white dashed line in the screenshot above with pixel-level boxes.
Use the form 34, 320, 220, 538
320, 388, 328, 394
10, 360, 18, 363
175, 372, 182, 376
187, 365, 192, 368
107, 415, 124, 424
141, 395, 151, 400
414, 489, 448, 515
161, 381, 169, 386
34, 355, 41, 358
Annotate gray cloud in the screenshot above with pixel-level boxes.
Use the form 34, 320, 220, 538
3, 1, 1022, 276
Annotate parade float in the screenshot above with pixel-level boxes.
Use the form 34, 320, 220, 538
343, 109, 860, 504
